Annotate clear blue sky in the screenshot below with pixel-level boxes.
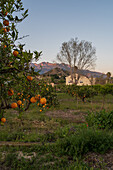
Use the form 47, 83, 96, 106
18, 0, 113, 75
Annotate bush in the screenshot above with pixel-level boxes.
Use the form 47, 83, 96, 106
86, 110, 113, 129
56, 128, 113, 159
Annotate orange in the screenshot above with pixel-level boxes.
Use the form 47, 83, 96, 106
40, 110, 42, 112
35, 94, 40, 100
3, 20, 9, 26
23, 99, 25, 101
11, 103, 18, 108
30, 97, 36, 103
17, 100, 22, 105
13, 50, 19, 56
1, 118, 6, 123
3, 45, 7, 48
3, 28, 7, 33
17, 93, 20, 95
8, 89, 14, 96
27, 76, 32, 81
40, 97, 46, 105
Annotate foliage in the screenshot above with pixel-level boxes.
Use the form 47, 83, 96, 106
86, 110, 113, 129
56, 128, 113, 159
0, 0, 58, 124
65, 84, 113, 103
0, 93, 113, 169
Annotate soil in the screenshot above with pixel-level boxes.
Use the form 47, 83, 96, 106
46, 109, 113, 169
46, 109, 86, 123
1, 109, 113, 169
83, 149, 113, 169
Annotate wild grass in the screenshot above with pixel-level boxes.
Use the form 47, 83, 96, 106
0, 92, 113, 169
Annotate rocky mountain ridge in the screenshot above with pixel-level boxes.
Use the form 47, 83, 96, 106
30, 62, 107, 78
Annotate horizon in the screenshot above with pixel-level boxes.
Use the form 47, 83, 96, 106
31, 61, 109, 75
19, 0, 113, 75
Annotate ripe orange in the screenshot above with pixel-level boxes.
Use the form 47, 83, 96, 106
17, 92, 20, 95
17, 100, 22, 105
1, 118, 6, 123
13, 50, 19, 56
27, 76, 33, 81
35, 94, 40, 100
11, 103, 18, 108
40, 97, 46, 105
3, 20, 9, 26
3, 45, 7, 48
30, 97, 36, 103
3, 28, 7, 33
40, 109, 42, 112
8, 89, 14, 96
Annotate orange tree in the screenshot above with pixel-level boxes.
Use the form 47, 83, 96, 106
0, 0, 58, 124
66, 85, 97, 102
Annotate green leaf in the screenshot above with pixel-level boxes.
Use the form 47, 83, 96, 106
12, 30, 15, 39
24, 9, 28, 15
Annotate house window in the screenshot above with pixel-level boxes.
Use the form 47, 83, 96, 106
80, 81, 83, 83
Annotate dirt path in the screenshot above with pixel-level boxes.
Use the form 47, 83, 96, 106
83, 150, 113, 169
0, 141, 42, 146
46, 109, 86, 123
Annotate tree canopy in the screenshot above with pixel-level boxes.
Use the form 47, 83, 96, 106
57, 38, 97, 77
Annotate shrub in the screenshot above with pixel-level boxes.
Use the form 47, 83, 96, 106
86, 110, 113, 129
56, 128, 113, 159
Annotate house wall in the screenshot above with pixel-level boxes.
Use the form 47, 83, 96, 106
77, 76, 91, 86
66, 74, 96, 86
66, 75, 76, 85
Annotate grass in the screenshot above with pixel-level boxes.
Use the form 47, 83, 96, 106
57, 93, 113, 112
0, 92, 113, 169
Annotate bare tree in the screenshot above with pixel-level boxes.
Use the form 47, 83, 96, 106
57, 38, 96, 83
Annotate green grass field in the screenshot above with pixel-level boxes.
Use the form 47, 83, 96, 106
0, 93, 113, 169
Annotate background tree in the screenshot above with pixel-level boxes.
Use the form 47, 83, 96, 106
106, 72, 111, 83
57, 38, 96, 83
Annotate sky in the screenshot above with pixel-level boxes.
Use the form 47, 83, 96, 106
17, 0, 113, 75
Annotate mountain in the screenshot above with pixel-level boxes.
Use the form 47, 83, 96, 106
43, 67, 70, 77
30, 62, 107, 78
30, 62, 70, 74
